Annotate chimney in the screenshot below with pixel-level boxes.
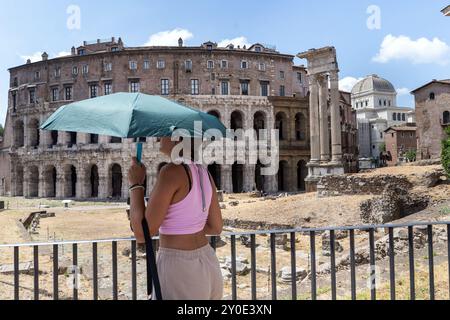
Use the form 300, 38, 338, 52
83, 41, 87, 46
112, 37, 115, 43
42, 52, 48, 61
71, 46, 76, 55
118, 37, 123, 46
178, 37, 183, 47
97, 39, 101, 44
26, 59, 31, 64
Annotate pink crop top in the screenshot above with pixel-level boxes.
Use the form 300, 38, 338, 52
159, 163, 213, 235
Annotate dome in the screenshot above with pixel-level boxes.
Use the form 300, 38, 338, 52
351, 74, 396, 94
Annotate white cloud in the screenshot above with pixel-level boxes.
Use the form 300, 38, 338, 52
373, 34, 450, 65
56, 51, 71, 58
144, 28, 193, 46
396, 87, 410, 96
339, 76, 364, 92
20, 52, 43, 63
218, 36, 251, 48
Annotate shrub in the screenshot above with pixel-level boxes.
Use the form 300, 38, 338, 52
442, 126, 450, 176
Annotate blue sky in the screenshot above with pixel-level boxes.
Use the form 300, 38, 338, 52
1, 0, 449, 126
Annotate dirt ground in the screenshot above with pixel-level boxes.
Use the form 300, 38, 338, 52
0, 164, 449, 300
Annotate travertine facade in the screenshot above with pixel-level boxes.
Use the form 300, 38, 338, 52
0, 38, 312, 199
412, 79, 450, 160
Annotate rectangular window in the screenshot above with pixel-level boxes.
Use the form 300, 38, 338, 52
157, 60, 165, 69
240, 82, 249, 96
129, 81, 140, 93
104, 62, 112, 72
51, 88, 59, 102
65, 86, 73, 100
185, 60, 192, 72
89, 84, 98, 98
241, 60, 248, 69
211, 87, 216, 95
279, 71, 285, 80
207, 60, 214, 69
279, 85, 285, 97
35, 71, 40, 80
144, 60, 150, 70
29, 88, 36, 104
82, 65, 89, 74
161, 79, 170, 95
111, 47, 119, 52
72, 66, 78, 75
12, 93, 17, 111
104, 83, 113, 95
78, 49, 85, 56
260, 82, 269, 97
258, 63, 266, 71
297, 72, 302, 83
221, 60, 228, 69
129, 61, 137, 70
191, 79, 199, 95
221, 81, 229, 95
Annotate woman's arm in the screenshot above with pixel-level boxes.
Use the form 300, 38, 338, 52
128, 158, 147, 244
203, 173, 223, 236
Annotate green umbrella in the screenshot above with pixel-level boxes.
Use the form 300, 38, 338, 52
41, 92, 226, 139
40, 92, 227, 300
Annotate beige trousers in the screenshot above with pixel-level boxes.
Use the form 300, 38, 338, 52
152, 243, 223, 300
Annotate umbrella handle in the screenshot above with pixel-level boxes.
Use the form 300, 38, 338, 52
136, 142, 143, 164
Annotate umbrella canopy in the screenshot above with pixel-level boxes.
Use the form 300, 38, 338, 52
40, 93, 227, 138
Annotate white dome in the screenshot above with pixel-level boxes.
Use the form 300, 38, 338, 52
351, 74, 396, 94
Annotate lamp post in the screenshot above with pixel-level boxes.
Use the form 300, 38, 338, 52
442, 5, 450, 16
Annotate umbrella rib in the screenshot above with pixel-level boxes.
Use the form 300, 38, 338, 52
126, 93, 141, 138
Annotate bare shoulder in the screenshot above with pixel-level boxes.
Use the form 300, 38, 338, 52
159, 163, 185, 181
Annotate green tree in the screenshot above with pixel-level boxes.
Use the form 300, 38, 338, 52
379, 142, 386, 152
442, 126, 450, 176
405, 150, 416, 162
0, 124, 4, 137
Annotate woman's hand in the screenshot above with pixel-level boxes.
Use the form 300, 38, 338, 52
128, 157, 147, 186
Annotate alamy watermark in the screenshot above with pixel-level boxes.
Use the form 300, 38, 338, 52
367, 5, 381, 30
169, 122, 280, 176
67, 5, 81, 30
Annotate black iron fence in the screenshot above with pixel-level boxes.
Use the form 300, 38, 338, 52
0, 221, 449, 300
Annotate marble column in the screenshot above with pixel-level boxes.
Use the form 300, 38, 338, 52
330, 71, 343, 164
308, 75, 320, 163
318, 74, 330, 162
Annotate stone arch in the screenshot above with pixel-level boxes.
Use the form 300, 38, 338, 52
232, 162, 244, 193
254, 111, 266, 139
277, 160, 289, 192
295, 113, 307, 141
275, 112, 288, 140
111, 164, 122, 198
297, 160, 307, 191
90, 164, 99, 198
207, 110, 221, 120
255, 161, 265, 192
43, 165, 57, 198
28, 166, 39, 198
230, 110, 244, 130
208, 163, 221, 190
14, 119, 25, 147
443, 111, 450, 124
28, 118, 40, 147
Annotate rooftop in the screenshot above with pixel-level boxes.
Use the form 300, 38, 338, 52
351, 74, 396, 94
442, 5, 450, 16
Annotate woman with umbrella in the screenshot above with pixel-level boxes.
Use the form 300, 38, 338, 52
127, 136, 224, 300
41, 93, 227, 300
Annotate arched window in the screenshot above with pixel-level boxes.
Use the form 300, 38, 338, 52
443, 111, 450, 124
393, 113, 397, 121
429, 92, 435, 100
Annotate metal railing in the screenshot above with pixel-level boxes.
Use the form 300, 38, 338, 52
1, 221, 449, 300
